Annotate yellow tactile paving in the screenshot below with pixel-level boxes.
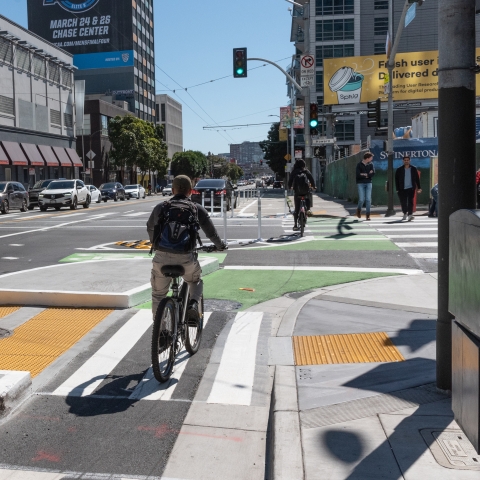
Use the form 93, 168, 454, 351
0, 306, 21, 319
293, 332, 405, 366
0, 308, 113, 376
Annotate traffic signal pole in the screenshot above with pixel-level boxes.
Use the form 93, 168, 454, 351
437, 0, 476, 390
302, 2, 313, 178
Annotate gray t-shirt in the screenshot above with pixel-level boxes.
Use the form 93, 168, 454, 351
404, 168, 413, 190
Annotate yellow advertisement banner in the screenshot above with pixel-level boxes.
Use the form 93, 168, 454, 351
323, 49, 480, 105
279, 128, 288, 141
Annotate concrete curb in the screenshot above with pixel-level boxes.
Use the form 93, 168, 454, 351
0, 370, 31, 422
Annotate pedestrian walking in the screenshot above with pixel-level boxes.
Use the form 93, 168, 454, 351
429, 183, 438, 217
355, 152, 375, 220
395, 156, 422, 221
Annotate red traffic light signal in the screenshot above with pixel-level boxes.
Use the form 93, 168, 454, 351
233, 48, 247, 78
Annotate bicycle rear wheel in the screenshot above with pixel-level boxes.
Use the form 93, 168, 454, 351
299, 210, 305, 237
185, 295, 204, 355
151, 298, 176, 382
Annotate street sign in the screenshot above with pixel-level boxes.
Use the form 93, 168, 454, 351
300, 54, 315, 88
88, 161, 95, 169
86, 150, 96, 160
284, 154, 291, 161
405, 2, 416, 28
312, 136, 336, 145
301, 76, 315, 87
295, 150, 303, 159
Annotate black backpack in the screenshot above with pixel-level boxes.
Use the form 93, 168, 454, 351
152, 199, 200, 254
293, 171, 310, 196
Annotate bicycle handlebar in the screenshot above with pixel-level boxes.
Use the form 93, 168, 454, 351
197, 244, 228, 253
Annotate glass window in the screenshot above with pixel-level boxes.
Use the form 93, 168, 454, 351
0, 38, 13, 64
101, 115, 109, 136
315, 0, 354, 15
48, 62, 60, 83
16, 47, 30, 71
161, 103, 166, 122
316, 19, 354, 41
335, 120, 355, 141
316, 71, 324, 93
374, 17, 388, 35
374, 0, 388, 9
316, 44, 354, 66
33, 55, 46, 77
48, 181, 75, 189
374, 43, 386, 54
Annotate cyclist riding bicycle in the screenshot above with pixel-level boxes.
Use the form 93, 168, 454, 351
288, 159, 316, 231
147, 175, 226, 323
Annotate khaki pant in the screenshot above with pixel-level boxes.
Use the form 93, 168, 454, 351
151, 251, 202, 318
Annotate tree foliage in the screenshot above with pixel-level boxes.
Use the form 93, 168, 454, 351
108, 115, 168, 181
259, 122, 287, 179
171, 150, 207, 179
205, 155, 243, 182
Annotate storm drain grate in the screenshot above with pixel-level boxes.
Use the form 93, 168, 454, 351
293, 332, 404, 366
0, 306, 20, 319
301, 383, 450, 429
421, 428, 480, 470
0, 308, 113, 377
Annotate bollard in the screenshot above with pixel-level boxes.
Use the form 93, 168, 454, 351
231, 191, 235, 218
210, 191, 214, 215
257, 191, 262, 241
220, 191, 224, 213
202, 191, 205, 208
223, 193, 228, 243
284, 189, 287, 217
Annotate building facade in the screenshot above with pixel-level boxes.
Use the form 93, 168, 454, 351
155, 94, 183, 159
0, 14, 80, 187
27, 0, 156, 123
229, 141, 265, 166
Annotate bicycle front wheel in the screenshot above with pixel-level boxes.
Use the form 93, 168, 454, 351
185, 295, 204, 355
151, 298, 176, 382
299, 211, 305, 237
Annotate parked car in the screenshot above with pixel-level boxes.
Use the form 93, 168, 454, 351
0, 181, 29, 214
28, 179, 58, 209
38, 179, 90, 211
99, 182, 127, 202
125, 184, 146, 199
273, 181, 284, 189
191, 179, 237, 210
86, 185, 102, 203
162, 184, 173, 196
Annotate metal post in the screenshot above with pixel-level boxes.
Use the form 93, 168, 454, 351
223, 193, 227, 243
210, 191, 214, 215
202, 191, 205, 208
437, 0, 476, 390
231, 191, 234, 218
257, 191, 262, 241
220, 191, 224, 213
284, 188, 287, 217
303, 2, 312, 174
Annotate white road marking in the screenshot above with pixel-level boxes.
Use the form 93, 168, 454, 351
207, 312, 263, 406
409, 253, 438, 259
8, 244, 24, 246
52, 310, 152, 397
223, 266, 422, 275
122, 211, 150, 217
1, 257, 18, 260
238, 199, 258, 215
130, 312, 212, 401
385, 234, 438, 238
396, 242, 438, 247
375, 227, 437, 231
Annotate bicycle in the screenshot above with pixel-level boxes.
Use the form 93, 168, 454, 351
151, 245, 224, 383
298, 195, 308, 237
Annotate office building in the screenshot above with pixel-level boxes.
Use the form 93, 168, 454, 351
27, 0, 156, 122
155, 94, 183, 159
230, 141, 265, 166
0, 14, 80, 187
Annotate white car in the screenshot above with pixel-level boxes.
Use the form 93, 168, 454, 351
162, 184, 173, 196
38, 179, 90, 211
86, 185, 102, 203
125, 184, 146, 199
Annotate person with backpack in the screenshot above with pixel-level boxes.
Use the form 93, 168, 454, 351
147, 175, 226, 322
288, 159, 316, 231
355, 152, 375, 221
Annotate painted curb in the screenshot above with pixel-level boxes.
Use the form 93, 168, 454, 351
0, 370, 32, 422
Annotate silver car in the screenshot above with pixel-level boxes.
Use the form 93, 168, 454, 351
0, 181, 29, 214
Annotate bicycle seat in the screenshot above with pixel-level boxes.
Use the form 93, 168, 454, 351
161, 265, 185, 277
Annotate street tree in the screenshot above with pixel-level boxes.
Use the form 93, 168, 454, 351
259, 122, 287, 179
171, 150, 207, 179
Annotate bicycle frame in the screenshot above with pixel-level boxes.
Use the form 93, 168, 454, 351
170, 276, 190, 348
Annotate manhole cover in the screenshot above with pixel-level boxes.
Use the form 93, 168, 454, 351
0, 328, 12, 339
421, 428, 480, 470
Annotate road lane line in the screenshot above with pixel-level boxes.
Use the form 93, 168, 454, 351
396, 242, 438, 247
223, 266, 422, 274
207, 312, 262, 406
52, 309, 152, 397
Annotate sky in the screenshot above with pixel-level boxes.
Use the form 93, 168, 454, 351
1, 0, 294, 156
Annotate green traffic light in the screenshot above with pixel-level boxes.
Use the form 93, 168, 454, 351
310, 119, 319, 128
236, 68, 244, 75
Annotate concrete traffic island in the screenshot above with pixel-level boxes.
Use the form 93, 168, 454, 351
0, 256, 219, 309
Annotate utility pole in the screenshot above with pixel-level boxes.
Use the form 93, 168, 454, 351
303, 2, 313, 179
437, 0, 476, 390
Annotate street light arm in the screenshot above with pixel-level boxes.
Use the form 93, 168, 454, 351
247, 57, 303, 92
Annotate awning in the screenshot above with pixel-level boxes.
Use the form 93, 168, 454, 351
2, 141, 28, 166
21, 143, 45, 166
65, 148, 83, 167
0, 143, 9, 165
52, 146, 72, 167
38, 145, 59, 167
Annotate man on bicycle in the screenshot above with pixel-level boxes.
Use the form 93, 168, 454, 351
147, 175, 226, 322
288, 159, 316, 231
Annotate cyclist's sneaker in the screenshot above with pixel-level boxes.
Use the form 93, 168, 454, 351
307, 210, 313, 217
187, 300, 200, 326
292, 225, 300, 231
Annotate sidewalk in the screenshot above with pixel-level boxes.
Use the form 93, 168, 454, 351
257, 272, 480, 479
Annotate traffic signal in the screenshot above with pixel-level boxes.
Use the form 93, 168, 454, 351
309, 103, 319, 128
367, 98, 382, 128
233, 48, 247, 78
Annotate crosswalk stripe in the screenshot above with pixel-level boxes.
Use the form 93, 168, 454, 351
207, 312, 263, 406
375, 227, 437, 231
385, 234, 438, 238
396, 242, 438, 247
410, 253, 438, 258
52, 309, 152, 397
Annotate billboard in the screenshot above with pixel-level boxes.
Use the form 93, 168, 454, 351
323, 49, 480, 105
27, 0, 133, 62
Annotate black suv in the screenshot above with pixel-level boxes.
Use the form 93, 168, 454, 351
191, 179, 237, 210
0, 181, 29, 214
99, 182, 127, 202
28, 179, 56, 209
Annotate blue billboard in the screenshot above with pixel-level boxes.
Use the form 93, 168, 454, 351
73, 50, 134, 70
